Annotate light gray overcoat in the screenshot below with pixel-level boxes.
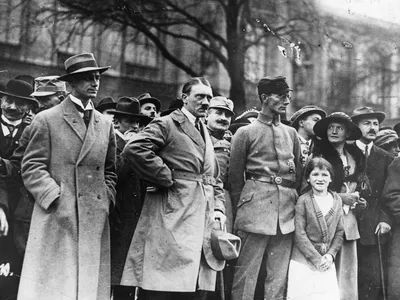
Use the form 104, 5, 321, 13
18, 97, 117, 300
120, 109, 225, 292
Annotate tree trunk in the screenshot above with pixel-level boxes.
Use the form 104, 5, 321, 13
226, 0, 247, 113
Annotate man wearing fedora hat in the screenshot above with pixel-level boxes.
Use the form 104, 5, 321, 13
138, 93, 161, 119
121, 77, 226, 300
350, 106, 393, 300
290, 105, 326, 167
107, 97, 150, 296
0, 78, 38, 300
96, 96, 116, 123
18, 53, 117, 300
229, 76, 302, 300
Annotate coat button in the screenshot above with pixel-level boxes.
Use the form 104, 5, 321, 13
97, 195, 101, 199
78, 193, 82, 197
96, 166, 100, 170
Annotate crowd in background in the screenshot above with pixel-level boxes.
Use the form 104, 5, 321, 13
0, 52, 400, 300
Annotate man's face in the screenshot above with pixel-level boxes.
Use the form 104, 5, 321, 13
327, 122, 348, 145
114, 116, 140, 134
206, 108, 232, 132
357, 117, 379, 143
182, 83, 213, 118
299, 113, 322, 137
36, 93, 64, 113
1, 96, 30, 121
140, 103, 157, 118
264, 92, 291, 116
70, 71, 100, 101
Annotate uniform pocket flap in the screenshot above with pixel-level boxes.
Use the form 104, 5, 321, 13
237, 192, 254, 208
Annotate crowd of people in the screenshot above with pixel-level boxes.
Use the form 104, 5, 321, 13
0, 51, 399, 300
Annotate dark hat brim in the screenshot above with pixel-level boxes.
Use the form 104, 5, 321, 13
139, 98, 161, 112
0, 90, 38, 105
58, 66, 110, 82
96, 102, 117, 113
160, 108, 176, 117
109, 110, 152, 125
351, 112, 386, 123
314, 116, 362, 141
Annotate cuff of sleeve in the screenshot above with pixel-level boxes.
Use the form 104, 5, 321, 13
39, 187, 61, 212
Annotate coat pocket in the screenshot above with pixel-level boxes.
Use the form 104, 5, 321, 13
237, 192, 254, 208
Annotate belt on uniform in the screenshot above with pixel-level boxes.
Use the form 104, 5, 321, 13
245, 172, 297, 189
172, 170, 217, 186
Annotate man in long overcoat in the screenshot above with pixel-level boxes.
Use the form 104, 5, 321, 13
18, 53, 117, 300
350, 106, 393, 300
120, 77, 226, 300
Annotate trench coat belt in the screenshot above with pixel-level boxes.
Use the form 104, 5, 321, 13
172, 170, 217, 186
245, 172, 297, 189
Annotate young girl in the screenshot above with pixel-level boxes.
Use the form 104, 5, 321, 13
287, 157, 344, 300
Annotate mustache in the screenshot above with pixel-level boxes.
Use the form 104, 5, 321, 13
368, 129, 376, 134
201, 104, 209, 110
216, 120, 230, 126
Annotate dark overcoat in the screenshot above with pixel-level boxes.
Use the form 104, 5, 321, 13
18, 97, 117, 300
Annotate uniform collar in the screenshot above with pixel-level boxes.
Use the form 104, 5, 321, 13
257, 112, 281, 126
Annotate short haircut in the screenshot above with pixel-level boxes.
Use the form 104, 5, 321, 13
182, 77, 211, 95
304, 156, 335, 182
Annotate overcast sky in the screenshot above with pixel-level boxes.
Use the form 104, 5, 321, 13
319, 0, 400, 24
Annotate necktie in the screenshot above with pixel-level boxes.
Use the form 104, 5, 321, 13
364, 144, 369, 161
195, 119, 204, 140
74, 104, 91, 128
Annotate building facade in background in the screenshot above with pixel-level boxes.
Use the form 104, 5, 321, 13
1, 0, 400, 123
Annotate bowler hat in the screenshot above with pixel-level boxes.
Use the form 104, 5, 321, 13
31, 76, 66, 97
203, 221, 241, 271
109, 97, 151, 125
208, 96, 235, 116
375, 129, 400, 147
314, 112, 362, 141
0, 79, 38, 105
257, 76, 293, 95
290, 105, 326, 129
96, 96, 116, 113
137, 93, 161, 112
350, 106, 385, 124
58, 53, 110, 82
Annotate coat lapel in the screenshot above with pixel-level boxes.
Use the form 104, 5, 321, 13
63, 97, 86, 142
77, 110, 99, 164
171, 110, 205, 148
366, 146, 379, 173
311, 195, 329, 243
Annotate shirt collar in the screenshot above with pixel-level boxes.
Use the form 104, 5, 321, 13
298, 135, 310, 145
257, 112, 281, 126
1, 115, 22, 126
181, 107, 197, 126
69, 95, 93, 111
356, 140, 373, 155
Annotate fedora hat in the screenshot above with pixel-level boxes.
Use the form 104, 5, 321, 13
290, 105, 326, 129
375, 129, 400, 147
350, 106, 386, 124
0, 79, 38, 105
96, 96, 116, 113
109, 97, 151, 125
208, 96, 235, 116
137, 93, 161, 112
58, 53, 110, 82
314, 112, 362, 141
203, 221, 241, 271
160, 97, 183, 117
31, 76, 66, 97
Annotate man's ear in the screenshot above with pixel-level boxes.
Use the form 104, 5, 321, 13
261, 93, 269, 104
298, 120, 304, 128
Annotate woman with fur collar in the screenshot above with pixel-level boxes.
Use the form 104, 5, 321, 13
309, 112, 369, 300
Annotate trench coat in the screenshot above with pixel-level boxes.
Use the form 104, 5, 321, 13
120, 109, 225, 292
17, 97, 117, 300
